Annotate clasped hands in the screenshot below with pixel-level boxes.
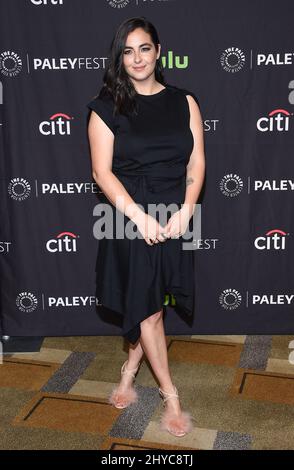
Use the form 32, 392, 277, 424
134, 206, 192, 246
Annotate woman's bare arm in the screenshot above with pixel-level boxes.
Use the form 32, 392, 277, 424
184, 95, 206, 217
88, 111, 144, 222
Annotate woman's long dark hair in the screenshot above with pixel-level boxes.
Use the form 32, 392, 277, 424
96, 16, 166, 117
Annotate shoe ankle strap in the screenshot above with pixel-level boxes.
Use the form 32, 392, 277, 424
121, 360, 140, 377
159, 386, 179, 401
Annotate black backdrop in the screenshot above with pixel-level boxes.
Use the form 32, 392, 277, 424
1, 0, 294, 337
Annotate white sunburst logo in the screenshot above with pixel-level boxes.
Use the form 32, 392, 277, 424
106, 0, 131, 8
8, 178, 31, 201
220, 47, 245, 73
219, 288, 242, 310
0, 51, 22, 77
220, 174, 244, 197
16, 292, 38, 313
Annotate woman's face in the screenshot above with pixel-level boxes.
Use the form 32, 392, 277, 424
122, 28, 161, 83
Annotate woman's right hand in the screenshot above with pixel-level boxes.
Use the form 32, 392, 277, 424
132, 212, 168, 246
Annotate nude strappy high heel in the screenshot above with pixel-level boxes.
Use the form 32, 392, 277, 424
158, 385, 194, 437
108, 360, 141, 409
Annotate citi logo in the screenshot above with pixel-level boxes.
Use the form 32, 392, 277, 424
39, 113, 73, 135
257, 109, 292, 132
30, 0, 64, 4
254, 229, 289, 250
46, 231, 79, 253
161, 51, 188, 69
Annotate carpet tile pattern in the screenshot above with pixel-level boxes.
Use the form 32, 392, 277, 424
0, 334, 293, 450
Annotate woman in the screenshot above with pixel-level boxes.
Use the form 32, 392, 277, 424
87, 16, 205, 437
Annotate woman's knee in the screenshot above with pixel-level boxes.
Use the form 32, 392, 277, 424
142, 309, 163, 325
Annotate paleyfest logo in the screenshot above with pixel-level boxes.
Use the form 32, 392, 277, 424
219, 288, 242, 310
220, 47, 245, 73
8, 177, 100, 199
106, 0, 131, 8
219, 289, 294, 310
0, 51, 22, 77
16, 292, 38, 313
8, 178, 31, 201
219, 174, 244, 197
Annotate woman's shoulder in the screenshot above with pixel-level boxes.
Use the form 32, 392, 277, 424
166, 83, 200, 107
86, 88, 115, 133
88, 88, 114, 106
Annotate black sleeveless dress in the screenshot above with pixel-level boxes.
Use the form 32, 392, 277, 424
87, 84, 198, 345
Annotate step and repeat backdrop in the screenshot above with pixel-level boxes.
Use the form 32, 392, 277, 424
0, 0, 294, 337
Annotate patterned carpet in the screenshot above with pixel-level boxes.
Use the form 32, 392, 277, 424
0, 335, 294, 450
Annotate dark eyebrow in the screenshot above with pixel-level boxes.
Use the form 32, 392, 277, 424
124, 43, 153, 49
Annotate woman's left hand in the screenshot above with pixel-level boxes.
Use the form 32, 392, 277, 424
162, 205, 191, 239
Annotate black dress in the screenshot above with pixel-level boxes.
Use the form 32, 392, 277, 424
87, 84, 198, 345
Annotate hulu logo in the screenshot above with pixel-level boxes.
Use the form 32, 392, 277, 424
161, 51, 189, 69
163, 293, 177, 307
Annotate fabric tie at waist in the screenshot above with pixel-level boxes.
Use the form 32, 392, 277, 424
113, 167, 186, 195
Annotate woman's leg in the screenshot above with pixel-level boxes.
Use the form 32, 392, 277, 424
139, 309, 182, 416
110, 336, 144, 406
112, 309, 191, 434
127, 338, 145, 369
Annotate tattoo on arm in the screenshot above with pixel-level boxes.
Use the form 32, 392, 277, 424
186, 177, 194, 186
